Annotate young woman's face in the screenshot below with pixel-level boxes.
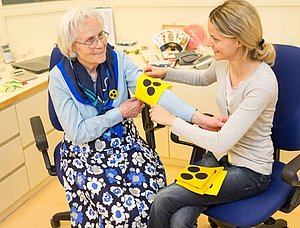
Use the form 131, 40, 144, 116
72, 17, 108, 69
206, 20, 241, 61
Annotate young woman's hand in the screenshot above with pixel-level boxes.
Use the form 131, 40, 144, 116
119, 98, 145, 118
149, 104, 176, 126
143, 65, 167, 79
192, 111, 228, 131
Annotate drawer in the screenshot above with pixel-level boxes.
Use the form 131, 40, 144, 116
24, 129, 63, 189
0, 166, 30, 214
0, 105, 19, 144
24, 124, 63, 188
24, 144, 48, 189
0, 137, 24, 180
15, 89, 52, 147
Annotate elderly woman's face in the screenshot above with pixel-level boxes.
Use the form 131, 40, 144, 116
73, 17, 108, 68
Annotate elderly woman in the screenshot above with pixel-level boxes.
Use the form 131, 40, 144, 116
49, 7, 225, 228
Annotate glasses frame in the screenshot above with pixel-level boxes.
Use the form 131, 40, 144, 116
74, 30, 109, 48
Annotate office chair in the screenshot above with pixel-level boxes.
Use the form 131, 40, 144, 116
170, 44, 300, 228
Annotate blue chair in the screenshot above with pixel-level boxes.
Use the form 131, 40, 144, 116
171, 44, 300, 227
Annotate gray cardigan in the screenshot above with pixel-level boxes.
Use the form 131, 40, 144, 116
165, 61, 278, 175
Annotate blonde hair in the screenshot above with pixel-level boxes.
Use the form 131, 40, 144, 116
209, 0, 276, 65
57, 7, 104, 57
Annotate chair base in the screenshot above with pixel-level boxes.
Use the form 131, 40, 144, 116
208, 217, 288, 228
51, 211, 70, 228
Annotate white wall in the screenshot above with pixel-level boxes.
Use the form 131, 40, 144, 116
0, 0, 300, 58
112, 0, 300, 50
0, 0, 105, 59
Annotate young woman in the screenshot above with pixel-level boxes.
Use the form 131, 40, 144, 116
143, 0, 278, 227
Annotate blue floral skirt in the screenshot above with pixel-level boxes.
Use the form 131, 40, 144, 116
59, 119, 166, 228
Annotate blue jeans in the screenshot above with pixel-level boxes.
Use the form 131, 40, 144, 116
147, 152, 271, 228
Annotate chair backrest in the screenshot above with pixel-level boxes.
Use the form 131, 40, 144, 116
271, 44, 300, 151
48, 46, 64, 131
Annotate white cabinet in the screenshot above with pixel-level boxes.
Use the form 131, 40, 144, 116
15, 89, 51, 147
0, 137, 24, 180
25, 129, 63, 189
0, 86, 61, 221
0, 105, 19, 143
0, 167, 30, 214
24, 144, 48, 189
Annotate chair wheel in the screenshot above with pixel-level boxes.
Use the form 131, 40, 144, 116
208, 217, 218, 228
51, 219, 60, 228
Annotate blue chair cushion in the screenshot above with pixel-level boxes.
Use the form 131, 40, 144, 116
204, 161, 295, 227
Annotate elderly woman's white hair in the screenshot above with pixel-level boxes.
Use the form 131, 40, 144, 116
57, 7, 104, 57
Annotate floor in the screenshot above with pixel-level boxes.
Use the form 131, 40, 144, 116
0, 164, 299, 228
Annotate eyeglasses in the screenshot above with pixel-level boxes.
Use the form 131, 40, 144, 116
74, 30, 109, 48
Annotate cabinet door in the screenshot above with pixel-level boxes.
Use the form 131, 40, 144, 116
24, 130, 63, 189
15, 89, 52, 147
0, 167, 30, 214
169, 141, 193, 161
0, 137, 24, 180
0, 105, 19, 144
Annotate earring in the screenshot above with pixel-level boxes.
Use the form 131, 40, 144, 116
71, 52, 77, 58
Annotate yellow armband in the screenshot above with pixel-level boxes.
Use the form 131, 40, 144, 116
175, 165, 227, 196
135, 73, 172, 105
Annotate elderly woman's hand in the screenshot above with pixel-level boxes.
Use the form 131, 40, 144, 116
119, 97, 145, 118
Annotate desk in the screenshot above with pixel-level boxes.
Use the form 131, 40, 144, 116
0, 64, 63, 222
0, 64, 48, 109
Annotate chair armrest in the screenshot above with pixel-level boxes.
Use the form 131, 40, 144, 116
141, 105, 165, 133
281, 154, 300, 187
170, 132, 197, 147
280, 153, 300, 212
30, 116, 49, 151
30, 116, 56, 176
141, 105, 165, 149
170, 131, 208, 164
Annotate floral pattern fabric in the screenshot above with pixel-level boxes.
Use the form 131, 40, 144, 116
60, 119, 166, 227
